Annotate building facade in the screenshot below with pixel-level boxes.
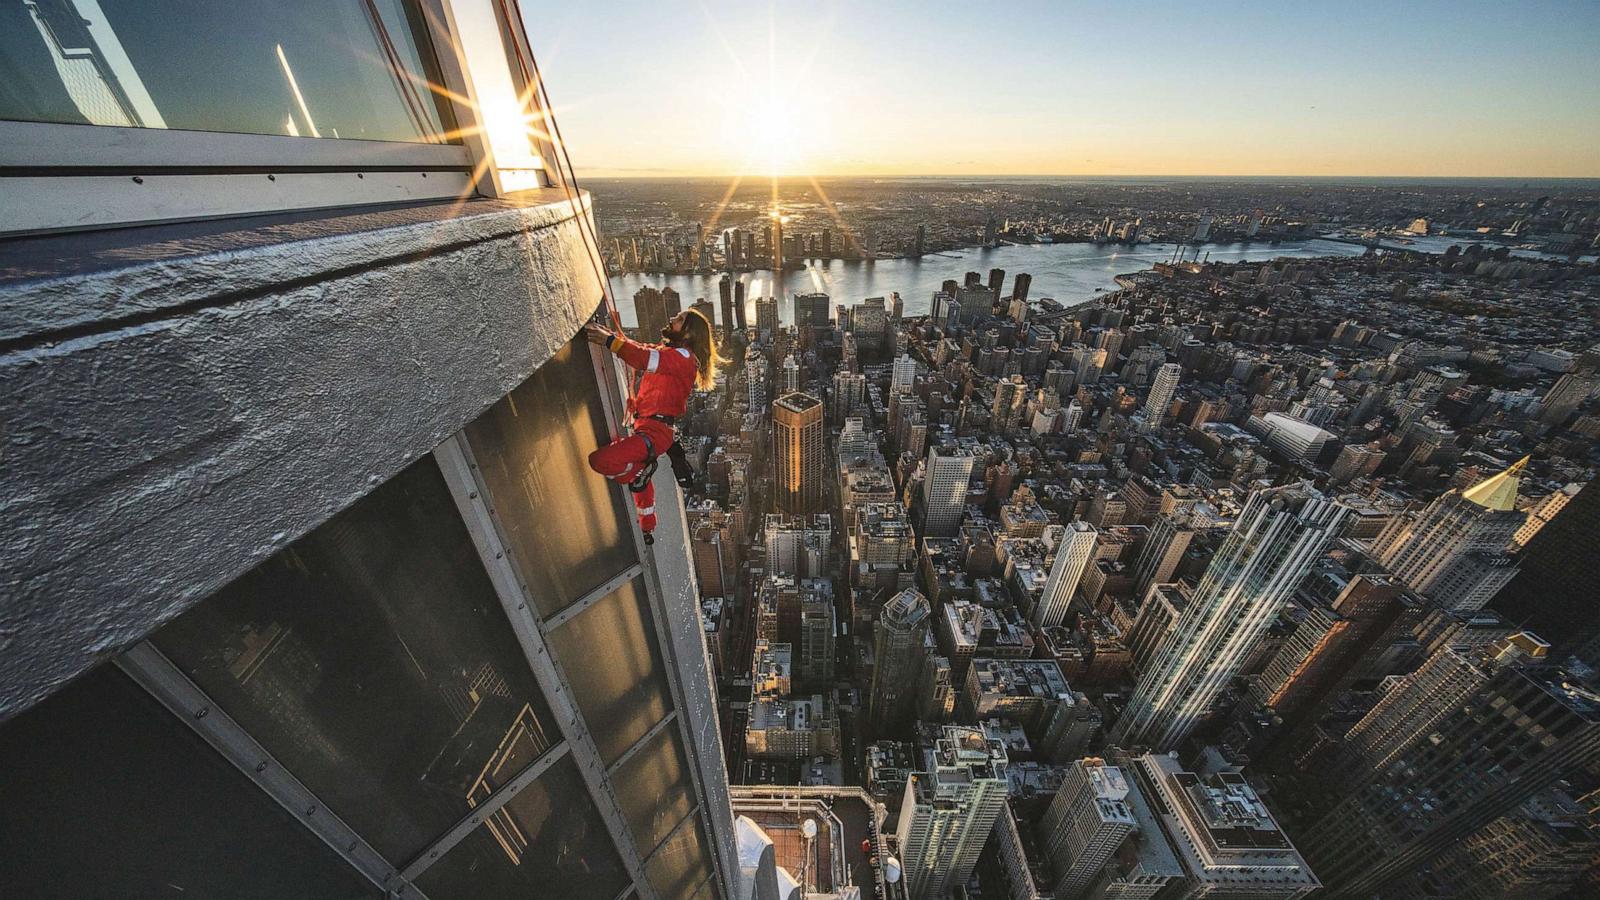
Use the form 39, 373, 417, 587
0, 7, 738, 897
1113, 485, 1347, 750
773, 393, 825, 515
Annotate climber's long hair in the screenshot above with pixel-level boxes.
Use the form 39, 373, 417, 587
679, 307, 726, 391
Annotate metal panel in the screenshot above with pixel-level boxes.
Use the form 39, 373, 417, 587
0, 171, 474, 234
0, 120, 471, 171
433, 434, 661, 900
399, 742, 572, 881
114, 642, 423, 899
591, 348, 737, 900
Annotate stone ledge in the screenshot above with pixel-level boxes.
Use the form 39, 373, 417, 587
0, 191, 604, 719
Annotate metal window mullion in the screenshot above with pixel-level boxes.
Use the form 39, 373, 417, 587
544, 563, 644, 631
114, 642, 422, 899
604, 709, 678, 777
602, 325, 735, 900
398, 741, 570, 881
433, 433, 661, 900
632, 492, 736, 900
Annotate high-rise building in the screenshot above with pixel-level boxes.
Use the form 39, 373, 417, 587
1493, 479, 1600, 663
1142, 363, 1181, 424
1343, 632, 1547, 771
780, 355, 799, 394
892, 353, 918, 395
755, 297, 779, 334
763, 513, 832, 579
792, 291, 830, 330
1329, 442, 1386, 485
635, 284, 670, 338
896, 726, 1009, 900
1012, 273, 1032, 303
1379, 458, 1527, 611
1034, 522, 1099, 627
1113, 485, 1347, 750
734, 278, 749, 329
1415, 787, 1600, 900
1037, 760, 1138, 899
798, 584, 836, 685
773, 393, 824, 514
1252, 573, 1402, 723
1129, 754, 1320, 898
1131, 513, 1194, 600
992, 375, 1026, 432
719, 275, 736, 333
0, 13, 739, 890
870, 589, 932, 734
1301, 650, 1600, 897
922, 445, 977, 538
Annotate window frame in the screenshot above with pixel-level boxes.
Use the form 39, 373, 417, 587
0, 0, 563, 235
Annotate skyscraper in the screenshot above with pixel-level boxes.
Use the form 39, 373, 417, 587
1493, 478, 1600, 664
734, 278, 748, 329
719, 275, 735, 333
635, 284, 669, 338
1379, 457, 1527, 611
1033, 522, 1099, 627
792, 291, 831, 329
1012, 273, 1031, 303
1112, 484, 1347, 750
773, 393, 824, 514
1301, 649, 1600, 897
1130, 512, 1194, 601
1036, 759, 1138, 899
1129, 754, 1320, 898
892, 353, 918, 396
1142, 363, 1181, 424
1343, 632, 1547, 771
896, 725, 1009, 900
755, 297, 779, 334
922, 445, 977, 538
992, 375, 1026, 432
870, 589, 932, 734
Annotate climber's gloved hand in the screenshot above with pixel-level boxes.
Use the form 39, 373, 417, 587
583, 322, 613, 345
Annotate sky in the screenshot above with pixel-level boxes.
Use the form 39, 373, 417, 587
520, 0, 1600, 179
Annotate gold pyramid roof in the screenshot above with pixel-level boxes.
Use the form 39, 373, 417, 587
1461, 456, 1530, 512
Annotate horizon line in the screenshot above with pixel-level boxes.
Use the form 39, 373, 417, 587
572, 170, 1600, 182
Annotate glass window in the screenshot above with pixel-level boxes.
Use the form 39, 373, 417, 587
152, 456, 557, 864
545, 577, 672, 765
1, 0, 453, 142
414, 756, 630, 900
0, 665, 378, 899
466, 337, 638, 619
645, 818, 714, 900
613, 724, 697, 856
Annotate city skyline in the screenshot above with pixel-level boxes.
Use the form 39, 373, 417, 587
525, 0, 1600, 178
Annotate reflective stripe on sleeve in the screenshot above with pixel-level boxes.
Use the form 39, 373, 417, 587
647, 349, 660, 372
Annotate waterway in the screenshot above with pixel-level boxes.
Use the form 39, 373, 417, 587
609, 239, 1372, 328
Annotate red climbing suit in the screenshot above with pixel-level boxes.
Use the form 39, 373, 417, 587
588, 333, 698, 537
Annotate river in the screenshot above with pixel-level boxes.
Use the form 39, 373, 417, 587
608, 239, 1374, 328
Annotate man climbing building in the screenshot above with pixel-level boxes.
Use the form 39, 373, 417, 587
585, 307, 723, 542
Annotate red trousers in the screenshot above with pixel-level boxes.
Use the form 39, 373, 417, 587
588, 420, 674, 534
